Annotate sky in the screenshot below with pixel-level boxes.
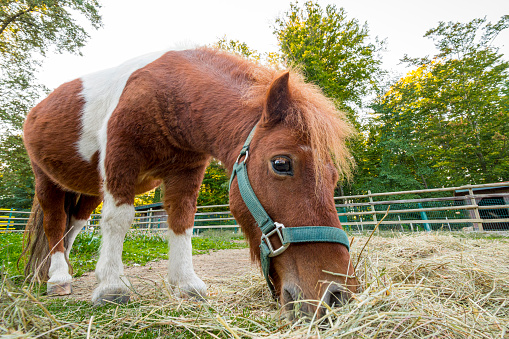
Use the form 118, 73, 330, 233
38, 0, 509, 90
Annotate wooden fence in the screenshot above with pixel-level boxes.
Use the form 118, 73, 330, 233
1, 183, 508, 233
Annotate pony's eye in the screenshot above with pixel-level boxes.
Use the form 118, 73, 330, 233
271, 156, 293, 176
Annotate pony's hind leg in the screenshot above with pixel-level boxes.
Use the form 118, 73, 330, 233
65, 194, 102, 259
33, 170, 72, 296
164, 163, 208, 298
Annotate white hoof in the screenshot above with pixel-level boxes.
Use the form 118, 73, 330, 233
47, 281, 72, 296
92, 283, 131, 306
167, 275, 207, 299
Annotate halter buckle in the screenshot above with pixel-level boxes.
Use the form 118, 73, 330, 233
261, 222, 290, 257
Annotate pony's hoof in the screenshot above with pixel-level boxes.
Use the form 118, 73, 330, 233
180, 288, 206, 301
92, 287, 130, 306
47, 281, 72, 296
166, 278, 207, 300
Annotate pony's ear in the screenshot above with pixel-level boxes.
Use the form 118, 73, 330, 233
262, 72, 291, 125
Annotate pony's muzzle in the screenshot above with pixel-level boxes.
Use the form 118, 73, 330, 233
282, 282, 352, 319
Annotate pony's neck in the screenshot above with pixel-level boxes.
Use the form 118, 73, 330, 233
161, 49, 267, 173
203, 106, 262, 174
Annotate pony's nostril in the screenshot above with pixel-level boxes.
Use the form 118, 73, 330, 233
283, 288, 295, 303
324, 285, 350, 308
330, 291, 348, 307
283, 286, 297, 312
282, 285, 302, 318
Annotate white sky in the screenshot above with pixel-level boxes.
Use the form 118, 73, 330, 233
38, 0, 509, 90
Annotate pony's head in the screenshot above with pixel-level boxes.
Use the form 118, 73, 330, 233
229, 71, 358, 318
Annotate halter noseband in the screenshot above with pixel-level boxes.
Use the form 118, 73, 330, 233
229, 124, 351, 296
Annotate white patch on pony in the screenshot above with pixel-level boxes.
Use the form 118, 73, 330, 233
48, 251, 71, 284
78, 50, 168, 164
167, 228, 207, 298
65, 217, 88, 259
92, 190, 135, 304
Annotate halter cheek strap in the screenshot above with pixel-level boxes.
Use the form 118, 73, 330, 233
229, 124, 351, 297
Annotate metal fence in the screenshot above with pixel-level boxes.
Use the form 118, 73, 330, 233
1, 183, 508, 233
335, 183, 509, 232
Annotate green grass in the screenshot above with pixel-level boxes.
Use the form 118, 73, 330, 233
0, 232, 24, 277
0, 230, 247, 278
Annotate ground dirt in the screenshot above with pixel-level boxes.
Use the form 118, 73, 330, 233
69, 248, 258, 301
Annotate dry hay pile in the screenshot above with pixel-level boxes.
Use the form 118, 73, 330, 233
1, 232, 508, 338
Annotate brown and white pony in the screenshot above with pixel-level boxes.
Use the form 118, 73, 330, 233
23, 47, 357, 313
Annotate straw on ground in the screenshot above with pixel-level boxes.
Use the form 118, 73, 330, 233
1, 232, 508, 338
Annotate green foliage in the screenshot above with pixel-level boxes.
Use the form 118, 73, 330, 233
366, 16, 509, 190
273, 1, 385, 114
0, 135, 34, 209
215, 36, 282, 67
215, 36, 261, 61
0, 0, 103, 209
134, 186, 163, 207
0, 0, 103, 131
197, 159, 229, 206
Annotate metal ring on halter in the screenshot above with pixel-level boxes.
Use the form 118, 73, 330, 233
261, 222, 290, 257
235, 150, 249, 164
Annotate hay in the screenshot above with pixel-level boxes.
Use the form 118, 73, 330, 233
1, 232, 508, 338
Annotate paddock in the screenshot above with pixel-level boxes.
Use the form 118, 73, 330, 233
1, 231, 507, 338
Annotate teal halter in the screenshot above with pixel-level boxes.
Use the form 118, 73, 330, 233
229, 124, 351, 296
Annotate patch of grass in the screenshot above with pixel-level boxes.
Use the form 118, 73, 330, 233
199, 229, 245, 241
71, 230, 247, 276
0, 232, 23, 277
0, 230, 248, 278
192, 236, 247, 255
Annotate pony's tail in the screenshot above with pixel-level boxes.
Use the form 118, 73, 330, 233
21, 192, 79, 282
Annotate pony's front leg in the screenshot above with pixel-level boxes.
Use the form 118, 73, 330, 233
91, 191, 134, 305
165, 164, 208, 298
168, 227, 206, 298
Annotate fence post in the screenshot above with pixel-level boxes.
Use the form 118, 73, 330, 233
469, 188, 483, 232
148, 207, 153, 230
368, 190, 379, 234
417, 203, 431, 232
8, 208, 13, 231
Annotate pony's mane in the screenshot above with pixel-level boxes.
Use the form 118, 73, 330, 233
203, 47, 355, 184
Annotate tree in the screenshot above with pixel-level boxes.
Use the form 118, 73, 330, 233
215, 36, 261, 62
273, 1, 385, 116
0, 0, 102, 209
1, 0, 102, 130
214, 36, 282, 67
197, 160, 229, 206
368, 16, 509, 189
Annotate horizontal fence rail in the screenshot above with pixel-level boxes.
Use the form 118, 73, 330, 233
1, 183, 508, 233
